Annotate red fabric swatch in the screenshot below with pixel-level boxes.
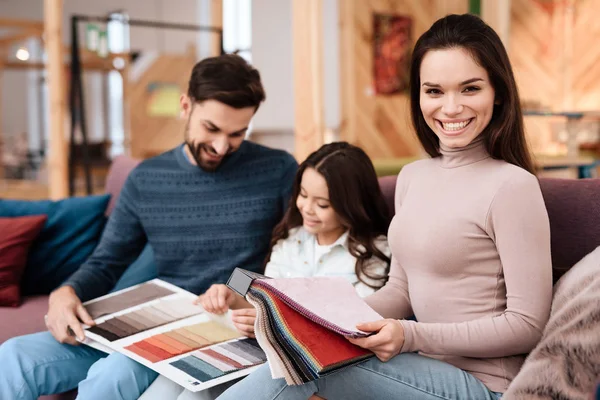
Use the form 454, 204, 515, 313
0, 215, 47, 307
135, 339, 176, 361
125, 342, 163, 363
264, 287, 371, 370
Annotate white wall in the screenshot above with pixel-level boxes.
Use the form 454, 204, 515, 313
249, 0, 340, 135
250, 0, 294, 131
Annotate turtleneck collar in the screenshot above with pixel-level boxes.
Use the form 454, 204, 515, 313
438, 136, 490, 169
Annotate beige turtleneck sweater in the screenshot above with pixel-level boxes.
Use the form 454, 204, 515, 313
366, 138, 553, 393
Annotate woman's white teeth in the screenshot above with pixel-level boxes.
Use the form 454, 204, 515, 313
442, 120, 470, 131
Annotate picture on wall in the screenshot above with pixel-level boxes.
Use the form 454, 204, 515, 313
373, 13, 412, 95
146, 82, 181, 117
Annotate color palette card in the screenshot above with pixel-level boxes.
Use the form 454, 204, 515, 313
80, 279, 267, 392
169, 337, 267, 384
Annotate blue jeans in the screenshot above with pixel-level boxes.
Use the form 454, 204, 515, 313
0, 331, 158, 400
218, 353, 503, 400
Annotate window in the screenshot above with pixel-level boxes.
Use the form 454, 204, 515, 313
223, 0, 252, 61
106, 11, 130, 156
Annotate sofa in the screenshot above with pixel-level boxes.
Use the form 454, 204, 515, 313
0, 155, 144, 400
1, 155, 598, 400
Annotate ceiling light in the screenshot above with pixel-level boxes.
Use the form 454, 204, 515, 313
16, 47, 30, 61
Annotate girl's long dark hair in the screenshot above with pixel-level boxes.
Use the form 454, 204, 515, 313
265, 142, 391, 289
410, 14, 535, 174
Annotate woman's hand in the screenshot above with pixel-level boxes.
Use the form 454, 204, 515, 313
195, 284, 236, 315
231, 308, 257, 338
347, 319, 405, 362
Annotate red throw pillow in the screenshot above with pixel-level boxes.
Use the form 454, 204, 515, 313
0, 215, 47, 307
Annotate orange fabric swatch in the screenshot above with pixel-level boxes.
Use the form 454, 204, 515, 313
125, 342, 163, 363
145, 336, 182, 355
154, 333, 194, 353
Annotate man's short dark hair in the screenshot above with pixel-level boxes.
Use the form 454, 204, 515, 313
187, 54, 266, 111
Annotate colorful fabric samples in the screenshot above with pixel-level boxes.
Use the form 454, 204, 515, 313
87, 296, 204, 341
85, 282, 176, 319
170, 338, 267, 382
124, 321, 242, 363
246, 277, 382, 385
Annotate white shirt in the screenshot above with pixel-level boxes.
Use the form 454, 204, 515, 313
264, 227, 391, 298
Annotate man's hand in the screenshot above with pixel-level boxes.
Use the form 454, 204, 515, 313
46, 286, 95, 345
195, 284, 236, 315
347, 319, 405, 362
231, 308, 257, 338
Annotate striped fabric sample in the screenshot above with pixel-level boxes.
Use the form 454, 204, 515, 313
170, 338, 267, 382
247, 277, 380, 385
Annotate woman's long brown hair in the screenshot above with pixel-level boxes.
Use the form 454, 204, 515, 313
265, 142, 391, 289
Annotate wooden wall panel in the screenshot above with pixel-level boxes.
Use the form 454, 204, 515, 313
339, 0, 468, 159
293, 0, 325, 162
571, 0, 600, 110
510, 0, 600, 154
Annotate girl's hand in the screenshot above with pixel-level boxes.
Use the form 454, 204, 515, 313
347, 319, 405, 362
231, 308, 257, 338
195, 284, 236, 315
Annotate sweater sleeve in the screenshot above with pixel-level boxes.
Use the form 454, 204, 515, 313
62, 173, 148, 302
400, 173, 552, 357
365, 171, 413, 319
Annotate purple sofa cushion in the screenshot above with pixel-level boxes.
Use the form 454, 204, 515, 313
539, 178, 600, 282
377, 175, 600, 283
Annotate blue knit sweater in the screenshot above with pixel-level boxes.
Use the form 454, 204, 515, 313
64, 141, 297, 301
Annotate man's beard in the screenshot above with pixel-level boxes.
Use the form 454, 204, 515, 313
184, 125, 230, 172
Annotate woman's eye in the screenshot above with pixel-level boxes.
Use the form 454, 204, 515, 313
425, 88, 442, 95
318, 204, 329, 209
463, 86, 481, 93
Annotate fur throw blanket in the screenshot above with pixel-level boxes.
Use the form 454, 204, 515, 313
504, 247, 600, 400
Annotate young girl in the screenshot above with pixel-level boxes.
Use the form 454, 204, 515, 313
142, 142, 392, 400
200, 141, 392, 336
218, 14, 552, 400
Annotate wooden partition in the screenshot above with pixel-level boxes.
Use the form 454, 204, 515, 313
510, 0, 600, 154
128, 48, 197, 159
44, 0, 69, 199
339, 0, 468, 159
292, 0, 325, 162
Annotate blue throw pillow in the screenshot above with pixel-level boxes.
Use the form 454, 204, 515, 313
111, 244, 158, 292
0, 194, 111, 294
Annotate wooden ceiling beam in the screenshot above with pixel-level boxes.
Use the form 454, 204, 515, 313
0, 18, 44, 30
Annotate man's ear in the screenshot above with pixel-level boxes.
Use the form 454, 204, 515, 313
180, 94, 192, 119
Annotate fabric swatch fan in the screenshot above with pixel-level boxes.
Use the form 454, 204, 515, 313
227, 268, 382, 385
